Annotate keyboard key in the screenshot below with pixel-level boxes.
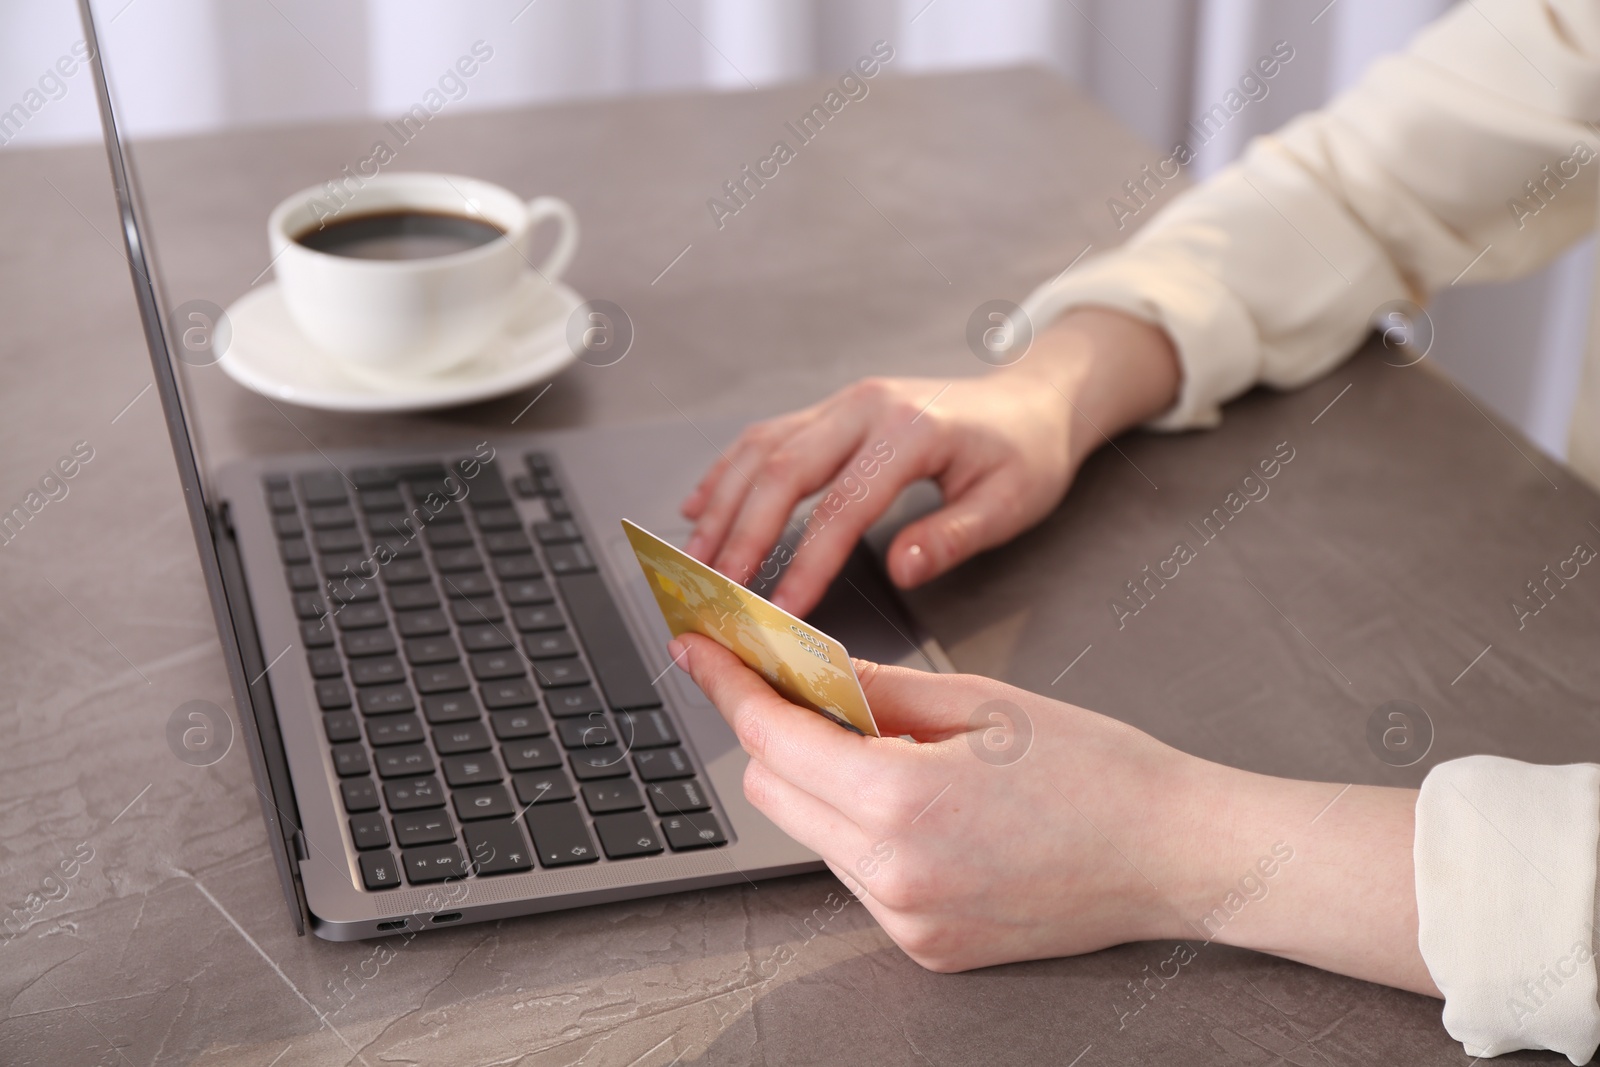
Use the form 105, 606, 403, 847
324, 710, 361, 743
301, 620, 335, 648
441, 754, 502, 787
445, 571, 495, 598
556, 573, 658, 709
359, 487, 404, 511
464, 821, 534, 874
335, 604, 388, 630
474, 506, 522, 532
434, 547, 484, 572
545, 686, 603, 718
349, 813, 390, 850
285, 564, 320, 591
583, 780, 644, 814
512, 769, 574, 804
384, 776, 445, 811
273, 514, 304, 539
393, 810, 455, 848
524, 630, 578, 659
297, 470, 347, 505
546, 496, 572, 521
594, 811, 664, 859
525, 804, 599, 866
357, 685, 415, 716
534, 475, 562, 495
332, 743, 370, 777
512, 606, 563, 633
512, 475, 538, 498
483, 530, 533, 555
376, 745, 435, 778
493, 555, 544, 581
460, 624, 512, 652
524, 451, 553, 475
570, 750, 630, 780
633, 747, 694, 782
481, 678, 538, 710
471, 650, 524, 681
320, 552, 367, 578
534, 520, 581, 545
292, 592, 327, 620
617, 708, 678, 749
316, 679, 352, 710
491, 709, 550, 741
281, 538, 312, 564
451, 598, 504, 625
308, 648, 344, 678
646, 778, 712, 815
389, 584, 440, 611
425, 524, 475, 549
308, 503, 355, 529
267, 486, 298, 513
422, 691, 481, 724
380, 558, 431, 584
365, 714, 424, 747
360, 851, 402, 890
342, 629, 397, 658
501, 738, 562, 771
432, 722, 491, 754
404, 635, 458, 665
533, 658, 589, 689
396, 609, 450, 637
453, 784, 514, 821
662, 814, 727, 851
559, 716, 616, 750
341, 777, 380, 813
315, 527, 365, 554
545, 543, 596, 575
326, 577, 379, 604
404, 843, 468, 884
351, 656, 405, 687
414, 664, 471, 694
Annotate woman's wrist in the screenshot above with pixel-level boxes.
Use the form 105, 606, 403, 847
1003, 306, 1181, 469
1144, 756, 1440, 997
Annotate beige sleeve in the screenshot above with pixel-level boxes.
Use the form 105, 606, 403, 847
1021, 0, 1600, 430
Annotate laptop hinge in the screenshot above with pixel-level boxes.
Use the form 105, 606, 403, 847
213, 500, 312, 935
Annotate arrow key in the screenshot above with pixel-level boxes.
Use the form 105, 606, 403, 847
594, 811, 664, 859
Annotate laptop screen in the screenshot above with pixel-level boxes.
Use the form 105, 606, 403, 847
76, 0, 312, 933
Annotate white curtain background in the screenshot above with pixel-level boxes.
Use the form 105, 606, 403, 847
2, 0, 1588, 457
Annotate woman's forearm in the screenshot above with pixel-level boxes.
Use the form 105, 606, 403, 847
1158, 763, 1441, 998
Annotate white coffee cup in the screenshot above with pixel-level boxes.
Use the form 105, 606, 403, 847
267, 172, 578, 377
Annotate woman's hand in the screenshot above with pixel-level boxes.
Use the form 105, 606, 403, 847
679, 308, 1182, 617
671, 632, 1440, 996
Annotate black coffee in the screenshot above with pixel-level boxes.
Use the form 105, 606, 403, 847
295, 210, 505, 260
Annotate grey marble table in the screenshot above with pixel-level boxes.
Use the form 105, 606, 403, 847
3, 66, 1595, 1065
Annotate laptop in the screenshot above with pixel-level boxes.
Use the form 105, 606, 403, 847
78, 0, 952, 940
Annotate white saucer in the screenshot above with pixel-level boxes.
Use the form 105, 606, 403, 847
218, 273, 583, 413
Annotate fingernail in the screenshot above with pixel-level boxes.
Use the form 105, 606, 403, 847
667, 637, 687, 664
684, 534, 707, 559
898, 543, 929, 585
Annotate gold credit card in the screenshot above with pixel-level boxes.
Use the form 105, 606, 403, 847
621, 519, 879, 736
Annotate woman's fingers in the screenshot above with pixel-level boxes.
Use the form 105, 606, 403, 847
851, 659, 994, 741
673, 633, 883, 809
708, 411, 869, 591
740, 758, 874, 865
764, 440, 936, 617
884, 469, 1042, 589
682, 426, 789, 564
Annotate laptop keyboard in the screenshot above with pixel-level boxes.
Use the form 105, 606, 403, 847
263, 451, 726, 892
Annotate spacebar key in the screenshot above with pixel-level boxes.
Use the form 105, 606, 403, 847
556, 572, 659, 710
